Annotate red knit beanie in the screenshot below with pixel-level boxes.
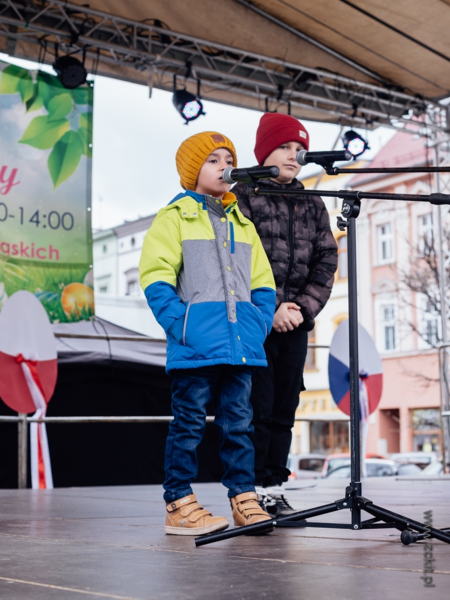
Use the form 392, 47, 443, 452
254, 113, 310, 165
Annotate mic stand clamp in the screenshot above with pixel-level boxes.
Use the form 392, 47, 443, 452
314, 159, 339, 175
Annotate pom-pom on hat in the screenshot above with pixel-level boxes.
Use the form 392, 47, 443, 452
176, 131, 237, 190
254, 113, 310, 165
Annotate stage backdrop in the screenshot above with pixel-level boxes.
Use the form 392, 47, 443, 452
0, 61, 94, 322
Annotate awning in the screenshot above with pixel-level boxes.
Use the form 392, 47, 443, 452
53, 317, 167, 367
297, 411, 350, 422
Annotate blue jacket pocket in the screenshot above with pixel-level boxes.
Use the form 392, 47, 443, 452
167, 314, 185, 344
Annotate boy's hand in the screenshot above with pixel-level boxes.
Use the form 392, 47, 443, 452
273, 302, 304, 333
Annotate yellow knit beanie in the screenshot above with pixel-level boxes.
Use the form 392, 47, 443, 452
176, 131, 237, 190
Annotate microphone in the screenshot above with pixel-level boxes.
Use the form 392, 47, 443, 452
222, 165, 279, 184
296, 149, 353, 166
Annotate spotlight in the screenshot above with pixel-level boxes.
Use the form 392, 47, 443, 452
53, 55, 87, 89
342, 129, 369, 158
172, 76, 205, 124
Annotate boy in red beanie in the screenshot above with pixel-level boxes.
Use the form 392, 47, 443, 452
233, 113, 338, 517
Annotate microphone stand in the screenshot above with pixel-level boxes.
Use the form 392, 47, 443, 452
195, 170, 450, 548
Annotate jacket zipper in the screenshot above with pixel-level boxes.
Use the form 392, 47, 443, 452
284, 199, 295, 302
182, 303, 191, 346
229, 221, 235, 254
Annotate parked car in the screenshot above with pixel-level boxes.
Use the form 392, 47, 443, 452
396, 463, 422, 476
287, 453, 326, 479
325, 458, 397, 479
420, 461, 444, 476
321, 453, 351, 477
390, 451, 440, 470
325, 464, 351, 479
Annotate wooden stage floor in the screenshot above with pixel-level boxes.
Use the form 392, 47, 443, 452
0, 477, 449, 599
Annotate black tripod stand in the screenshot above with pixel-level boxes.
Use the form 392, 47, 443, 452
195, 180, 450, 548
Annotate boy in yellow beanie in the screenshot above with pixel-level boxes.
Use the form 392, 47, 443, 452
139, 132, 276, 535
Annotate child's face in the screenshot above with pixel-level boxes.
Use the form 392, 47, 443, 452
263, 141, 304, 184
195, 148, 234, 198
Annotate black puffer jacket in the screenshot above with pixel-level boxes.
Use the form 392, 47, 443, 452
234, 178, 338, 331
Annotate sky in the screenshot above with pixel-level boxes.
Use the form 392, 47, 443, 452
0, 52, 396, 231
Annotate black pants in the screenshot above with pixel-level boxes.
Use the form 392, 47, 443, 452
250, 326, 308, 487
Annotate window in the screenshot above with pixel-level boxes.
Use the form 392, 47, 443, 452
337, 235, 347, 279
310, 421, 349, 454
298, 458, 324, 472
418, 295, 440, 347
378, 223, 393, 263
102, 244, 107, 253
127, 280, 139, 296
125, 267, 140, 296
97, 274, 111, 294
304, 328, 316, 370
412, 409, 441, 452
380, 304, 396, 351
423, 299, 439, 346
418, 213, 433, 254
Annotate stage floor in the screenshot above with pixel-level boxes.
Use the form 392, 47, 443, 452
0, 477, 449, 599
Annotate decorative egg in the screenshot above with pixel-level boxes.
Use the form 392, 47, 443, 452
83, 268, 94, 288
61, 283, 94, 318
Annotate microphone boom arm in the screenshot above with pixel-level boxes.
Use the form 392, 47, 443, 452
249, 186, 450, 206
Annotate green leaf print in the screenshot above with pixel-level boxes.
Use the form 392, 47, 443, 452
47, 130, 83, 189
0, 64, 34, 103
77, 125, 92, 158
36, 71, 67, 109
47, 92, 73, 121
25, 83, 44, 112
73, 87, 93, 106
19, 115, 70, 149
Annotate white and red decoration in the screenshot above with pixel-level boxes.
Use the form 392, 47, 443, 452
0, 291, 57, 489
328, 319, 383, 476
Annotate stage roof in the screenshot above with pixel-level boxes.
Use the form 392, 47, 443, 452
1, 1, 449, 132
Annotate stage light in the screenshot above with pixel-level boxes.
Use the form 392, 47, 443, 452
342, 129, 369, 158
53, 55, 87, 89
172, 89, 205, 124
172, 74, 205, 124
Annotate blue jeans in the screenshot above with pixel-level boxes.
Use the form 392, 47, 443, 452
163, 365, 256, 503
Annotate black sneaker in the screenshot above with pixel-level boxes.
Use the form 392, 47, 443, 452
270, 494, 298, 518
265, 487, 298, 518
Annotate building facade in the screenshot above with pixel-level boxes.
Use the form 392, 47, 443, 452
294, 135, 443, 458
93, 215, 164, 338
350, 132, 442, 455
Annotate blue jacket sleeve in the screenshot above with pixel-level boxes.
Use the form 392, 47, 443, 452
144, 281, 185, 342
251, 287, 276, 335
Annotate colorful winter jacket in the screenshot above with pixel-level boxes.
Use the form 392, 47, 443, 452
139, 190, 276, 373
234, 178, 338, 331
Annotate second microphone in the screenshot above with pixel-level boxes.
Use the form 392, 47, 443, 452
222, 165, 279, 184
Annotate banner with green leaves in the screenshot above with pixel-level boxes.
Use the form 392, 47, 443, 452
0, 61, 94, 322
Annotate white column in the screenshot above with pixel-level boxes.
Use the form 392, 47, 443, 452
300, 420, 310, 454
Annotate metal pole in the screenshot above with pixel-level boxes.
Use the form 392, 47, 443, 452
435, 145, 450, 472
347, 217, 362, 529
17, 413, 27, 489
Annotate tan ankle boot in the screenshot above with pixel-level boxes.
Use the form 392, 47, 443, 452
165, 494, 229, 536
230, 491, 273, 532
